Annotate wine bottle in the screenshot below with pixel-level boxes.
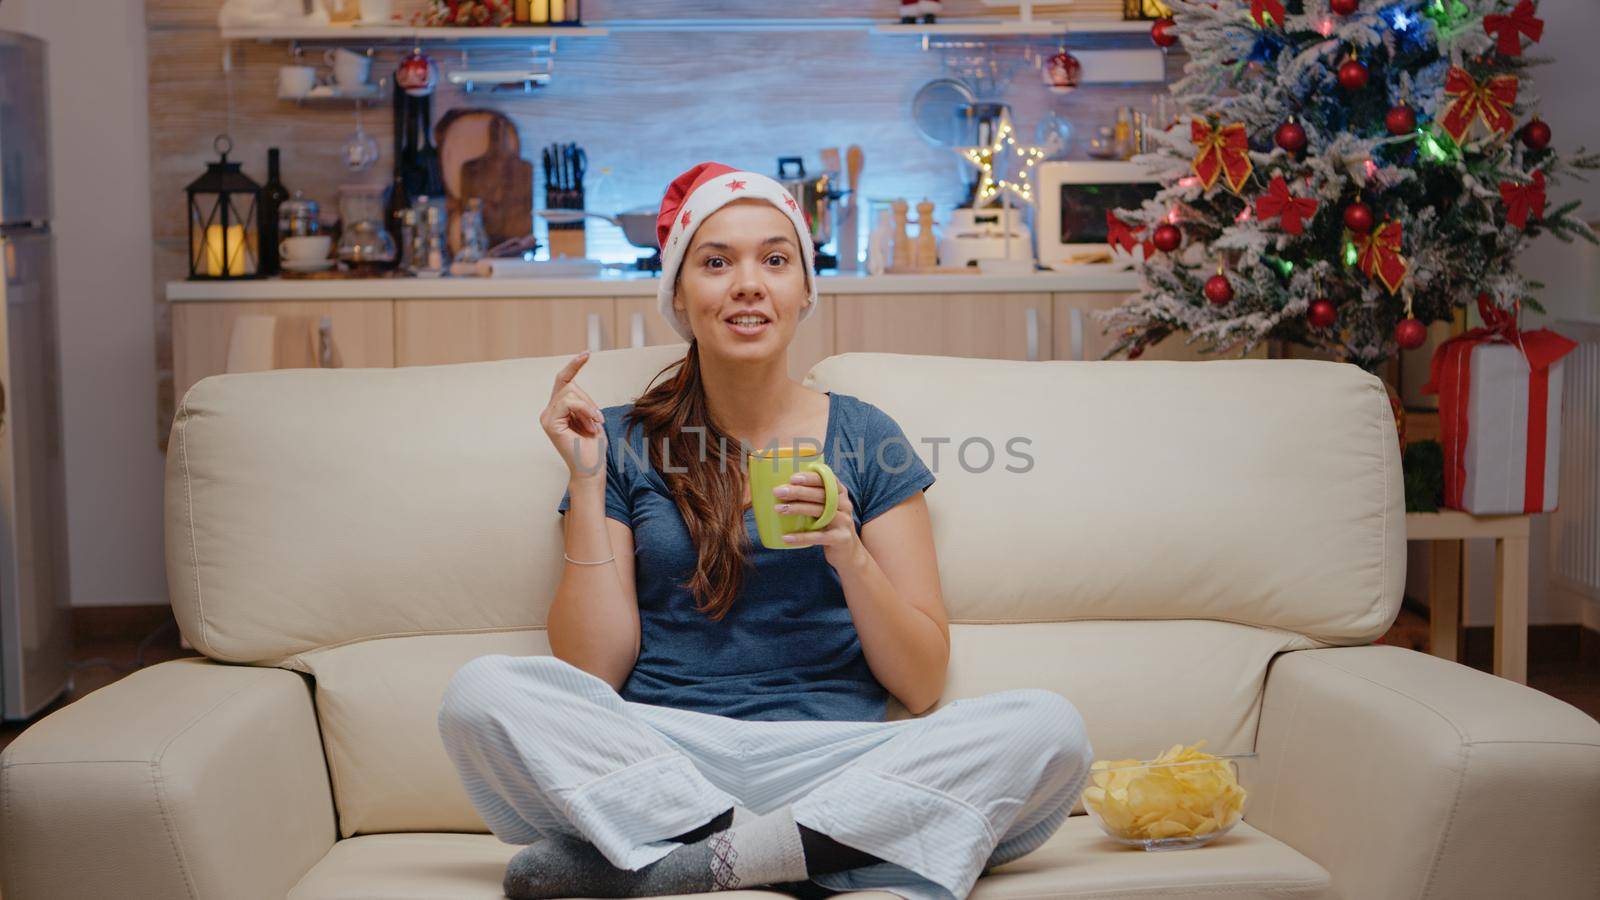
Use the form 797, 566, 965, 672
383, 79, 411, 268
258, 148, 291, 276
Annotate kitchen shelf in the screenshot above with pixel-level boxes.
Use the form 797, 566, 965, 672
220, 17, 1156, 42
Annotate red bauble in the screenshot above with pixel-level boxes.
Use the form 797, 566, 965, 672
1385, 104, 1417, 135
1204, 274, 1234, 306
1151, 18, 1178, 48
1521, 118, 1552, 151
1152, 224, 1182, 253
1395, 318, 1427, 350
1331, 0, 1359, 13
1308, 299, 1338, 329
1338, 59, 1369, 91
1274, 121, 1308, 153
1343, 202, 1374, 233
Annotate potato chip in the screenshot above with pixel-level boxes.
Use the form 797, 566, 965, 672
1080, 741, 1247, 845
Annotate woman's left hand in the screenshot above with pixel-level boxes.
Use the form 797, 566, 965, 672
774, 471, 862, 566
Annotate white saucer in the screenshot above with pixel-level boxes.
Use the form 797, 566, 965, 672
282, 259, 335, 273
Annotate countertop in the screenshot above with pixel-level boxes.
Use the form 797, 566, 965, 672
165, 266, 1141, 302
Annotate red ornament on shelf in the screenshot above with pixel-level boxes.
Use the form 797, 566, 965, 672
1308, 299, 1338, 329
1151, 18, 1178, 48
1330, 0, 1359, 14
1385, 104, 1417, 135
1205, 274, 1235, 306
1343, 202, 1375, 233
1338, 58, 1370, 91
1152, 224, 1182, 253
396, 48, 438, 97
1274, 120, 1308, 153
1521, 117, 1552, 150
1395, 317, 1427, 350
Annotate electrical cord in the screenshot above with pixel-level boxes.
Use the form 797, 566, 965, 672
70, 618, 181, 674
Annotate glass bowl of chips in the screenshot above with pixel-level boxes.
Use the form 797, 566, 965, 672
1081, 741, 1248, 851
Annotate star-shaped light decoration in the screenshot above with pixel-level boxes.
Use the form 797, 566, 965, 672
954, 108, 1047, 207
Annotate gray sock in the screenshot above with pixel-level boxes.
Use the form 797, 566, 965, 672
503, 805, 809, 899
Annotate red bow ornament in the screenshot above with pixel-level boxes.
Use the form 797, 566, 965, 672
1191, 120, 1253, 194
1483, 0, 1544, 57
1354, 219, 1407, 294
1254, 175, 1319, 236
1440, 67, 1519, 143
1499, 169, 1547, 230
1106, 211, 1155, 258
1421, 292, 1578, 513
1249, 0, 1286, 27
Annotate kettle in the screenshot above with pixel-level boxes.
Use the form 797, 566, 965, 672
774, 157, 847, 269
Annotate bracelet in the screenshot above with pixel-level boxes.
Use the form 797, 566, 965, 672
564, 552, 617, 566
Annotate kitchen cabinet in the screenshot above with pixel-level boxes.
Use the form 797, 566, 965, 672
393, 297, 615, 366
613, 294, 834, 384
833, 293, 1051, 362
171, 299, 395, 402
1052, 293, 1270, 362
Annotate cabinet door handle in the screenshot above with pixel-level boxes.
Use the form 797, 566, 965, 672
587, 312, 602, 353
318, 315, 335, 368
1069, 308, 1085, 361
631, 311, 645, 348
1025, 306, 1040, 361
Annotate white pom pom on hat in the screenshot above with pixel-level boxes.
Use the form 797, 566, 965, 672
655, 161, 819, 343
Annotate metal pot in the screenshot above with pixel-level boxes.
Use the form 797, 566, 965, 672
774, 156, 846, 253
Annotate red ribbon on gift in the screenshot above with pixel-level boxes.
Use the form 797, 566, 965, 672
1441, 67, 1519, 143
1354, 219, 1408, 295
1106, 210, 1154, 257
1191, 120, 1253, 193
1483, 0, 1544, 58
1499, 170, 1547, 230
1250, 0, 1286, 27
1255, 175, 1319, 236
1421, 293, 1579, 512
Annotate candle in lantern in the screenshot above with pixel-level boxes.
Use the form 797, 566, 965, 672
550, 0, 565, 23
204, 224, 248, 276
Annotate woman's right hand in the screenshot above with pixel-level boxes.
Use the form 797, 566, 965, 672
541, 351, 608, 481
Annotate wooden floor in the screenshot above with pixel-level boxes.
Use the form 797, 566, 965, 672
3, 606, 1597, 755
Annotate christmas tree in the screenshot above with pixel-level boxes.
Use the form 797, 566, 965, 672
1096, 0, 1597, 372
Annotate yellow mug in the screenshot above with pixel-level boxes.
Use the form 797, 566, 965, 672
748, 446, 839, 550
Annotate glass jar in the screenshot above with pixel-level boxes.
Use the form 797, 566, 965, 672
335, 184, 397, 266
455, 197, 489, 264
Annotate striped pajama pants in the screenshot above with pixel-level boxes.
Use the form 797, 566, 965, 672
436, 654, 1094, 900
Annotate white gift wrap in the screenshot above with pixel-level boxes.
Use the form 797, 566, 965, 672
1456, 342, 1566, 515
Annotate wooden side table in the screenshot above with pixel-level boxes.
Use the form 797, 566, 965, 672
1404, 510, 1531, 684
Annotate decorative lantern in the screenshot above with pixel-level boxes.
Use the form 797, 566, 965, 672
1122, 0, 1174, 18
186, 135, 261, 280
517, 0, 582, 25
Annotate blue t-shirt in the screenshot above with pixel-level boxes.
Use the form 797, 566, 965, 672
557, 390, 936, 722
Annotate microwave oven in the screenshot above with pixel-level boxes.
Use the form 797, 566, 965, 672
1035, 160, 1163, 269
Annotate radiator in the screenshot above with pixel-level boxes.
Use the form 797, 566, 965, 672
1552, 319, 1600, 605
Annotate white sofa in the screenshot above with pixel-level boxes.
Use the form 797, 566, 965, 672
3, 346, 1597, 899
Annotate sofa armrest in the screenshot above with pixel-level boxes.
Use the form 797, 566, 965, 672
1250, 645, 1600, 900
1, 657, 337, 899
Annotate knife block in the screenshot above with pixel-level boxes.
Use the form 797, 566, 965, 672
547, 222, 587, 260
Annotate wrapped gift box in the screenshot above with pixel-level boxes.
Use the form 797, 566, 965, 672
1422, 296, 1578, 515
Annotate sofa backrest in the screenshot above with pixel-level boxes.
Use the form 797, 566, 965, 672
165, 348, 1403, 837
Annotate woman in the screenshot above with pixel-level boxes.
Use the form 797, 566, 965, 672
437, 162, 1093, 900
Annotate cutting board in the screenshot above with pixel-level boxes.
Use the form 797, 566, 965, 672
436, 108, 520, 252
459, 116, 534, 250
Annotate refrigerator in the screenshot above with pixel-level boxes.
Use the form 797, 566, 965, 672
0, 30, 72, 722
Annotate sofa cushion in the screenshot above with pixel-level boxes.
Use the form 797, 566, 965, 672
296, 620, 1306, 838
804, 353, 1404, 645
167, 349, 1401, 666
285, 819, 1330, 899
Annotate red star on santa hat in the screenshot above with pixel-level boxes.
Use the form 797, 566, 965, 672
681, 210, 691, 228
726, 179, 747, 191
784, 195, 797, 211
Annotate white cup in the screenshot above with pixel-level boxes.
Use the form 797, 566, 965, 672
358, 0, 394, 23
323, 48, 371, 91
281, 235, 333, 263
278, 65, 318, 99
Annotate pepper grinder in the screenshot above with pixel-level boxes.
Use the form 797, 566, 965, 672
891, 198, 912, 269
913, 198, 938, 268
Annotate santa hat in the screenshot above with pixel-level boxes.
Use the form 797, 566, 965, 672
655, 161, 818, 343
